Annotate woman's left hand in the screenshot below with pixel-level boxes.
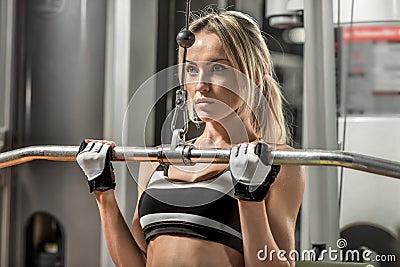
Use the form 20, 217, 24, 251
229, 142, 280, 201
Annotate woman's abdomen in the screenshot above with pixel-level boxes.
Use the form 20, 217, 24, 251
145, 234, 244, 267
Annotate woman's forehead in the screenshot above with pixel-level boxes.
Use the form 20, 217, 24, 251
186, 31, 227, 62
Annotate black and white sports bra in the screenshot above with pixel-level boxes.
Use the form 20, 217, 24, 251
138, 164, 243, 253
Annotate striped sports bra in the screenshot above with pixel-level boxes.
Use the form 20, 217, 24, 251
138, 164, 243, 253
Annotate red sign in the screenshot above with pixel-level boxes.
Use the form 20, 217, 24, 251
342, 25, 400, 42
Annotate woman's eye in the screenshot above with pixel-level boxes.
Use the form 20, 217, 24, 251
212, 64, 227, 72
186, 66, 198, 74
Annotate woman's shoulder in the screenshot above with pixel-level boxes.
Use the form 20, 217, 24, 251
138, 161, 160, 190
274, 143, 294, 150
273, 143, 305, 180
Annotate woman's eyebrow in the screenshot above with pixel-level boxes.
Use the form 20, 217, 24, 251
186, 58, 229, 65
209, 58, 229, 63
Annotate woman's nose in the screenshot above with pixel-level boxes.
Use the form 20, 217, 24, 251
194, 70, 211, 93
194, 81, 211, 93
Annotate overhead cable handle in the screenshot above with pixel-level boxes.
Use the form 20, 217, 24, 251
170, 0, 195, 139
0, 145, 400, 179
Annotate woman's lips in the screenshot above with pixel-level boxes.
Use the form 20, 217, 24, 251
195, 98, 214, 104
194, 98, 214, 108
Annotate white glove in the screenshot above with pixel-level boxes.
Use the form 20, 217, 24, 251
229, 142, 279, 201
76, 141, 116, 192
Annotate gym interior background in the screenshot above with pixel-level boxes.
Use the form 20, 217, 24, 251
0, 0, 399, 266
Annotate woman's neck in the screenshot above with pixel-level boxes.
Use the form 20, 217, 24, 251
196, 113, 257, 148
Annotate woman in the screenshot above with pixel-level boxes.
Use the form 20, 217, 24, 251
77, 10, 305, 267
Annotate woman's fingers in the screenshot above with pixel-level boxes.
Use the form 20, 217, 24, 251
84, 139, 116, 148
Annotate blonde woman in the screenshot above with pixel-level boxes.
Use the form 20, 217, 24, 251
77, 10, 305, 267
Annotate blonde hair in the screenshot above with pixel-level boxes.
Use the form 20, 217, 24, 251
183, 10, 290, 144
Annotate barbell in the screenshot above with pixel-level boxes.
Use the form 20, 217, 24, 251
0, 145, 400, 179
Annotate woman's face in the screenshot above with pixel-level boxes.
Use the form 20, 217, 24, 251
184, 31, 243, 122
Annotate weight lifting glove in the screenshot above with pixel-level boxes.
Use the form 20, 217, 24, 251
76, 141, 116, 193
230, 142, 280, 201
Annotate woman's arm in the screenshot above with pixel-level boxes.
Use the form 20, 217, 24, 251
131, 161, 159, 253
96, 161, 157, 266
95, 162, 157, 266
94, 190, 146, 266
239, 146, 306, 267
76, 140, 146, 266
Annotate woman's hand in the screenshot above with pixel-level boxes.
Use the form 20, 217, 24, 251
76, 139, 117, 193
229, 142, 280, 201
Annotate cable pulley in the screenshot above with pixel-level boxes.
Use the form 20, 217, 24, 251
170, 0, 195, 144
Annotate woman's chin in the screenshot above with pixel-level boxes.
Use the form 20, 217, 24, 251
196, 112, 238, 123
195, 114, 215, 122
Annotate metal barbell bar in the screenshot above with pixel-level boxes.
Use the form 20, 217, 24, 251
0, 145, 400, 179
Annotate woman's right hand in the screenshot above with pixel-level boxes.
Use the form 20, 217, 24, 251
76, 139, 117, 193
229, 142, 280, 201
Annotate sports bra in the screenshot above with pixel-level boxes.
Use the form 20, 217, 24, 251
138, 164, 243, 253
